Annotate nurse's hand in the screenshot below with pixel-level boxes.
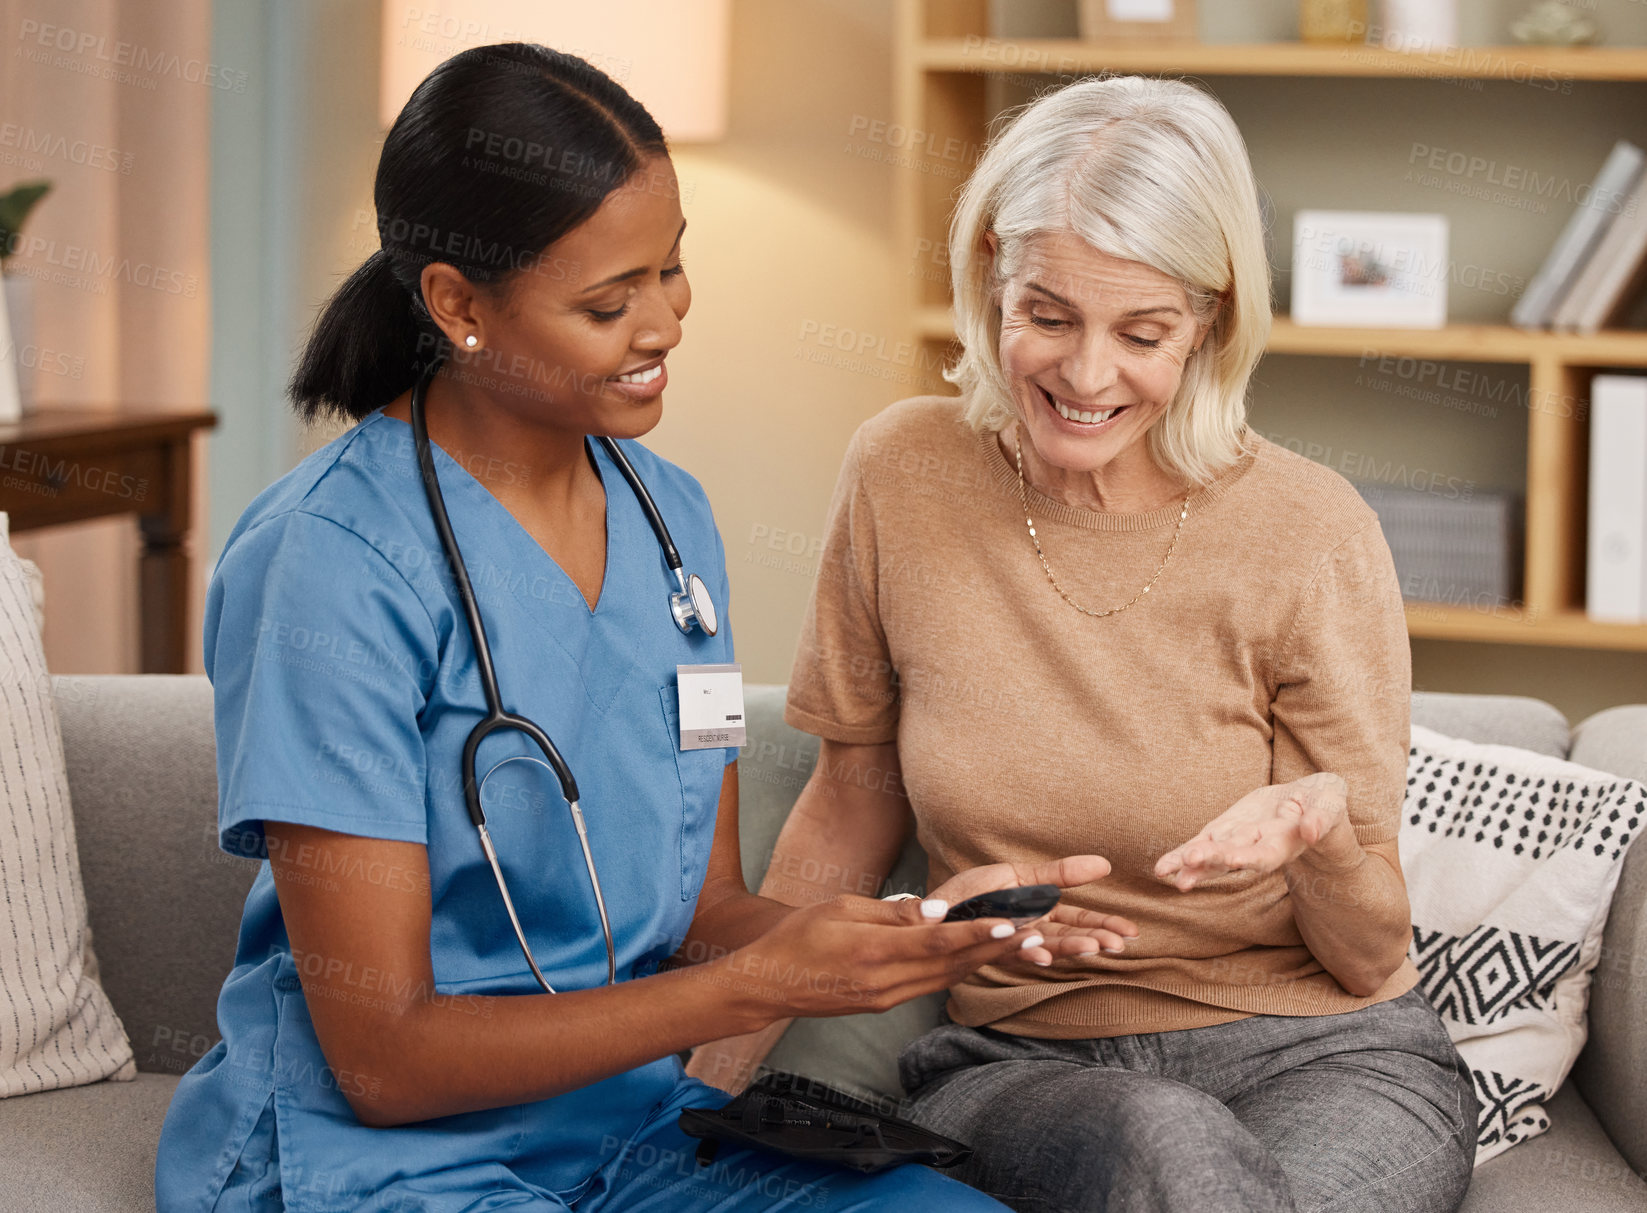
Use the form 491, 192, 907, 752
716, 894, 1045, 1020
926, 854, 1138, 967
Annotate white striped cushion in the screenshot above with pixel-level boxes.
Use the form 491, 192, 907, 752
0, 521, 134, 1096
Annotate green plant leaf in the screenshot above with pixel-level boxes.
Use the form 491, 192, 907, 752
0, 180, 53, 265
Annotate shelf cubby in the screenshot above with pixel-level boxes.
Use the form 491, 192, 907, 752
894, 1, 1647, 650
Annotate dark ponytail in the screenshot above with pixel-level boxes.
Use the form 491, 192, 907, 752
290, 43, 668, 423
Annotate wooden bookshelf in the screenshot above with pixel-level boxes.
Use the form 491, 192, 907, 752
1405, 604, 1647, 650
894, 0, 1647, 651
917, 37, 1647, 82
918, 308, 1647, 366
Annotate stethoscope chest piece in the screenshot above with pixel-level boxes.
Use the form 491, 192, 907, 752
671, 571, 718, 636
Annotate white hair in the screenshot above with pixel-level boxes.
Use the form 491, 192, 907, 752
947, 76, 1271, 487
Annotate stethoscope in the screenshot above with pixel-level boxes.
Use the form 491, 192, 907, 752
408, 361, 718, 994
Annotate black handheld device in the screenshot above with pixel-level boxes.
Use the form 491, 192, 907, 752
942, 884, 1060, 925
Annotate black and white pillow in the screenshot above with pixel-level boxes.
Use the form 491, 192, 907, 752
1400, 723, 1645, 1163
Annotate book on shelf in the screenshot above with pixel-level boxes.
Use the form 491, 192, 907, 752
1550, 170, 1647, 334
1586, 374, 1647, 623
1512, 140, 1644, 330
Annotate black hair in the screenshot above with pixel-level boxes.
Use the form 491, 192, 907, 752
289, 43, 668, 423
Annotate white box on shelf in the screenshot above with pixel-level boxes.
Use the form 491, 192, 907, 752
1587, 374, 1647, 622
1376, 0, 1459, 52
1291, 211, 1449, 329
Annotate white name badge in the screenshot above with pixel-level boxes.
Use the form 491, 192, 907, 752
677, 663, 746, 750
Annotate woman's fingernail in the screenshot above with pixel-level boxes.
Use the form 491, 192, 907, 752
990, 923, 1014, 939
920, 899, 948, 920
1019, 934, 1044, 950
1103, 946, 1126, 954
1032, 958, 1051, 966
1076, 949, 1100, 957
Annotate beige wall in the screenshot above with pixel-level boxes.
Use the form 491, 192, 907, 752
293, 0, 389, 461
0, 0, 213, 674
646, 0, 927, 685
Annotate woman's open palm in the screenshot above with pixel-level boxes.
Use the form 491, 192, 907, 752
1154, 772, 1348, 891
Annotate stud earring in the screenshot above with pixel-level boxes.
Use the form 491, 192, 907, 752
464, 334, 479, 348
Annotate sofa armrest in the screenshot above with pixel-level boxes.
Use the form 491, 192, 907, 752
52, 675, 258, 1076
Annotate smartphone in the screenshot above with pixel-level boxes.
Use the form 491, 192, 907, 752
942, 884, 1060, 925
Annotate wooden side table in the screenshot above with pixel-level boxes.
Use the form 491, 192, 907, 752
0, 404, 218, 673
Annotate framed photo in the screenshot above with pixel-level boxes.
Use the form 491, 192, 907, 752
1291, 211, 1449, 328
1077, 0, 1198, 41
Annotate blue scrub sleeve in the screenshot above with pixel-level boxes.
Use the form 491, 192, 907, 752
205, 510, 439, 858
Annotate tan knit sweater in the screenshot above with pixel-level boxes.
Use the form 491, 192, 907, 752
786, 396, 1420, 1038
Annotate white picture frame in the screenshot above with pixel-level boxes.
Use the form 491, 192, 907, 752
1291, 210, 1449, 329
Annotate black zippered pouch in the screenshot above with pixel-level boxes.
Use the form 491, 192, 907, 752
678, 1072, 972, 1175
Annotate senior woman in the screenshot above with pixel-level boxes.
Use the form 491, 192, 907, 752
691, 76, 1478, 1212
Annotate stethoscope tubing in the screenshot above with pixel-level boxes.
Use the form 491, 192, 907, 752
412, 359, 684, 993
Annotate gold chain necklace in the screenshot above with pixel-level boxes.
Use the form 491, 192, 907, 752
1015, 431, 1191, 619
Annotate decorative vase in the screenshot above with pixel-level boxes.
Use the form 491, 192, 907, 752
0, 275, 22, 424
1300, 0, 1368, 43
1510, 2, 1600, 45
2, 273, 35, 412
1379, 0, 1458, 51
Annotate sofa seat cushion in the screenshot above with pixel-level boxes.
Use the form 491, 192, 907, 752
0, 1072, 177, 1212
1460, 1082, 1647, 1211
53, 674, 257, 1074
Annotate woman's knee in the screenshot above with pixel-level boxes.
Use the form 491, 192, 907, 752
1093, 1085, 1294, 1212
915, 1066, 1294, 1212
1109, 1081, 1287, 1178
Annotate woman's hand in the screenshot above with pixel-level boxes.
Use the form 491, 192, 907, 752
928, 855, 1138, 966
1154, 772, 1352, 891
709, 894, 1043, 1020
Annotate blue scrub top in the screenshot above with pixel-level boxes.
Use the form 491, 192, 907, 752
155, 410, 737, 1211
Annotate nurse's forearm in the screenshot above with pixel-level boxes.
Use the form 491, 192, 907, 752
679, 888, 792, 957
360, 958, 780, 1126
271, 813, 1025, 1129
680, 739, 913, 961
683, 739, 912, 1094
357, 888, 1031, 1126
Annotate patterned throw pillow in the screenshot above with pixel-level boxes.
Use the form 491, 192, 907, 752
1401, 723, 1645, 1164
0, 521, 135, 1096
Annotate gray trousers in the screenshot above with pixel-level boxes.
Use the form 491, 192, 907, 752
897, 988, 1478, 1213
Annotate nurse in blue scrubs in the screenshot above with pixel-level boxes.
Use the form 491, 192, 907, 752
154, 43, 1102, 1213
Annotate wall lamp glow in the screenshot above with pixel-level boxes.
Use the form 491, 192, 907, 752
380, 0, 731, 142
